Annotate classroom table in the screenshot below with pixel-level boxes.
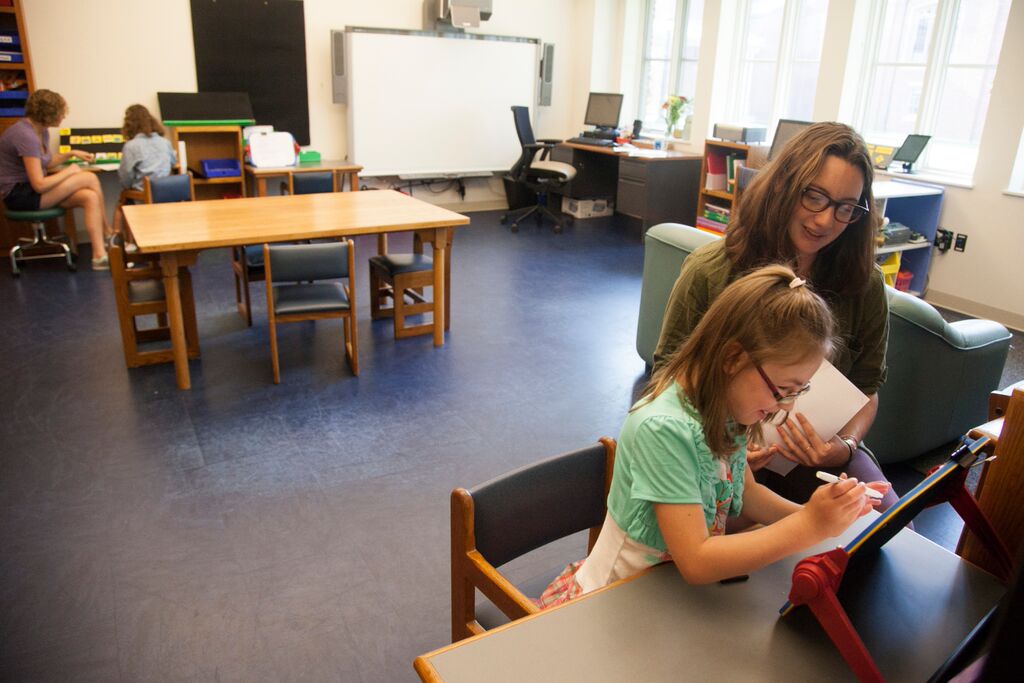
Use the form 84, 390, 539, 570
414, 516, 1005, 682
244, 160, 363, 197
123, 189, 470, 390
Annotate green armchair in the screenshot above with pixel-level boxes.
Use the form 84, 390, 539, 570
636, 222, 1012, 465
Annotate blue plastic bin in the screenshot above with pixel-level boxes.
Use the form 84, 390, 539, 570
199, 158, 241, 178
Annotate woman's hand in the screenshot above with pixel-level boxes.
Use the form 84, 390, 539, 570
70, 149, 95, 163
773, 413, 850, 468
745, 441, 777, 472
802, 474, 876, 538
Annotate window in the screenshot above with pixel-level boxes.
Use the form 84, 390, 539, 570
1009, 129, 1024, 195
856, 0, 1011, 176
637, 0, 704, 135
728, 0, 827, 130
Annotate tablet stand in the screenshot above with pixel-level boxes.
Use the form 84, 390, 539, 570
785, 436, 1013, 683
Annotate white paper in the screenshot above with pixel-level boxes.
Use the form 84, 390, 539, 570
761, 360, 869, 476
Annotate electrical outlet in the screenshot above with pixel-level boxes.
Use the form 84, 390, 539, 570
935, 229, 954, 252
954, 233, 968, 252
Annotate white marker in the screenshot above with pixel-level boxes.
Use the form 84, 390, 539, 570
815, 471, 884, 500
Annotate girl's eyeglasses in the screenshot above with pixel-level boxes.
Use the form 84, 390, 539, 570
754, 362, 811, 406
801, 187, 870, 224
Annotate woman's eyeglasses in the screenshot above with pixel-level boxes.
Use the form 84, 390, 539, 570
800, 187, 869, 224
754, 362, 811, 406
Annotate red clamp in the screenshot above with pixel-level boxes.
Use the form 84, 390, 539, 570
788, 548, 885, 683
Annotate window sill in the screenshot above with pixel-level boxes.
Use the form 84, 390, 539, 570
875, 168, 974, 190
1002, 189, 1024, 199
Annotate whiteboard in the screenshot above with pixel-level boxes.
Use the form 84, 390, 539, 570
345, 28, 539, 177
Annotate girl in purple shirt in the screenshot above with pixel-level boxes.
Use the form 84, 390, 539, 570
0, 89, 111, 269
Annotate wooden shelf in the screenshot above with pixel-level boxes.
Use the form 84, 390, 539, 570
695, 139, 750, 233
171, 125, 246, 199
195, 176, 244, 185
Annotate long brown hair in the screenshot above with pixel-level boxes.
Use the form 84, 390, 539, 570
121, 104, 165, 139
726, 122, 880, 298
639, 264, 837, 457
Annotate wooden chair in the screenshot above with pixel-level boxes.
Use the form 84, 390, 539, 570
233, 172, 336, 326
263, 240, 358, 384
451, 438, 616, 642
109, 239, 199, 368
115, 173, 195, 241
369, 230, 452, 339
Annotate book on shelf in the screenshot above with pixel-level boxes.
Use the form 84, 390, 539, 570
696, 216, 727, 234
703, 208, 730, 224
704, 202, 731, 216
726, 153, 737, 191
705, 152, 727, 191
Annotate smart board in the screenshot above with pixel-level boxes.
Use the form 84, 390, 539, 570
344, 28, 539, 177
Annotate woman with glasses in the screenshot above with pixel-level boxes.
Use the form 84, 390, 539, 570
653, 122, 898, 511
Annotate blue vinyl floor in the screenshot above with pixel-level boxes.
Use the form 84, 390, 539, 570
0, 209, 1017, 681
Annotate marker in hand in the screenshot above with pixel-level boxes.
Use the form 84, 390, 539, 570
816, 471, 884, 500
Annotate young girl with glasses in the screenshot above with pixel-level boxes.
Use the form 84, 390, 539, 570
538, 265, 886, 606
654, 122, 899, 512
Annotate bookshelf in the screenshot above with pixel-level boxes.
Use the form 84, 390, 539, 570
695, 139, 749, 234
170, 125, 246, 200
873, 179, 944, 296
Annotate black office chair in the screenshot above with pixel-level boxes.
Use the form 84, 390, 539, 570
501, 106, 577, 233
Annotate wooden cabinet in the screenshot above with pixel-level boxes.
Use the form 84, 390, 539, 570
695, 139, 749, 235
0, 0, 38, 252
171, 125, 246, 200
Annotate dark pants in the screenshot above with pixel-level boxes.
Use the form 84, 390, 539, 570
755, 446, 902, 513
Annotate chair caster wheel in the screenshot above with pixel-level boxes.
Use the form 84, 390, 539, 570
67, 263, 77, 272
510, 223, 519, 233
500, 214, 509, 224
11, 270, 20, 277
554, 225, 563, 234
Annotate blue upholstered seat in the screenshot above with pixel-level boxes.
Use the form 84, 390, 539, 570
368, 252, 433, 275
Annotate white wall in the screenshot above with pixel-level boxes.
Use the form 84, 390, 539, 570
23, 0, 588, 209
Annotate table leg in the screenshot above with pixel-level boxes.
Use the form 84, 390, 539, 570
256, 177, 268, 197
160, 252, 191, 390
349, 171, 360, 191
431, 227, 447, 346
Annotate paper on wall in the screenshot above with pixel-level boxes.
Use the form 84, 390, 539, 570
761, 360, 869, 476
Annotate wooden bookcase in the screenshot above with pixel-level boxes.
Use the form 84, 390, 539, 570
695, 139, 749, 235
0, 0, 44, 253
171, 125, 246, 200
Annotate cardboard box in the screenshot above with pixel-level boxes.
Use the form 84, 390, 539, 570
561, 197, 614, 219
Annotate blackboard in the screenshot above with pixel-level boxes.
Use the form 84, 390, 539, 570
190, 0, 310, 144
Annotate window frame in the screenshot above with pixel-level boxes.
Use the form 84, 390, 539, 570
636, 0, 700, 136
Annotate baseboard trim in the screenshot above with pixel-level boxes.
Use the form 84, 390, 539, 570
435, 200, 506, 212
925, 290, 1024, 333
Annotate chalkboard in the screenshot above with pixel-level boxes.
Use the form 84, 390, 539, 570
190, 0, 310, 144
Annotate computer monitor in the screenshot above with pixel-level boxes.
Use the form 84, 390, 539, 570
583, 92, 624, 130
768, 119, 813, 161
892, 134, 931, 173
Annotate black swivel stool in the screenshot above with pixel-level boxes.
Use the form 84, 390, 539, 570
7, 207, 75, 275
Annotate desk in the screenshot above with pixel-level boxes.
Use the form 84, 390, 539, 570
123, 190, 470, 390
244, 160, 363, 197
552, 143, 702, 230
415, 517, 1003, 682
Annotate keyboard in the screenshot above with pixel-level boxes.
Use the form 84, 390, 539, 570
567, 137, 615, 147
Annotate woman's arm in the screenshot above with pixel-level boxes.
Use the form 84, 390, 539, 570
48, 148, 94, 170
24, 156, 81, 194
655, 469, 873, 584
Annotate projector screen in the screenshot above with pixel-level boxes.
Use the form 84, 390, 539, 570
345, 28, 539, 177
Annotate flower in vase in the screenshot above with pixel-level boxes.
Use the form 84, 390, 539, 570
661, 95, 691, 135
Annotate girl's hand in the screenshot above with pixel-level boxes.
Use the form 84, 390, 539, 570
774, 412, 849, 467
802, 474, 875, 538
745, 441, 776, 471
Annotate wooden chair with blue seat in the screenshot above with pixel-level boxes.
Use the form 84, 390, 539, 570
6, 206, 75, 275
263, 240, 358, 384
233, 172, 337, 326
108, 235, 199, 368
450, 438, 616, 642
368, 227, 453, 340
115, 173, 195, 243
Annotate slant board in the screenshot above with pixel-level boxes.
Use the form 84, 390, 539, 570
191, 0, 310, 144
345, 28, 539, 177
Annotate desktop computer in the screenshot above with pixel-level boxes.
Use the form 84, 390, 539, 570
570, 92, 624, 145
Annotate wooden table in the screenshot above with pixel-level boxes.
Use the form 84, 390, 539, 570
123, 190, 470, 390
244, 160, 363, 196
415, 516, 1004, 682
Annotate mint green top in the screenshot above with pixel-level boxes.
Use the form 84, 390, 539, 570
608, 383, 747, 553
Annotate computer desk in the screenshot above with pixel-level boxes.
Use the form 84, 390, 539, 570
552, 142, 702, 231
414, 515, 1005, 682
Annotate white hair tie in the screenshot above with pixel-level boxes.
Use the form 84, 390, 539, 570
789, 277, 806, 289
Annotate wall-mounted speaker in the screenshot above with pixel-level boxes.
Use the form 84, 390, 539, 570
331, 29, 346, 104
538, 43, 554, 106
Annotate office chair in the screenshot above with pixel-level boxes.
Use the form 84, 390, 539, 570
501, 105, 577, 233
7, 207, 74, 275
233, 172, 336, 327
450, 438, 616, 642
263, 240, 358, 384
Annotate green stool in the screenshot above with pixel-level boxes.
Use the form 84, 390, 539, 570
6, 207, 75, 275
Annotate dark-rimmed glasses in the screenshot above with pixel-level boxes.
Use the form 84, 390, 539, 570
754, 362, 811, 406
800, 187, 869, 224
